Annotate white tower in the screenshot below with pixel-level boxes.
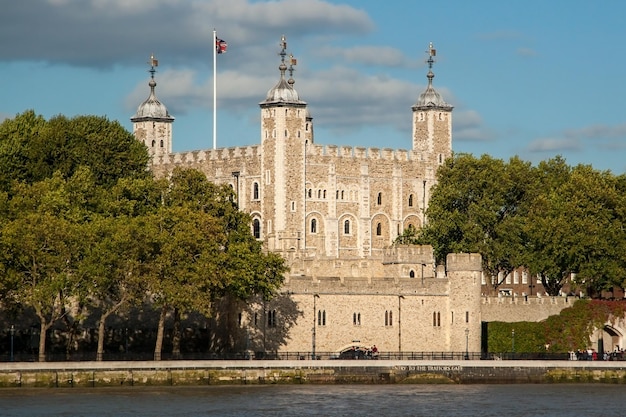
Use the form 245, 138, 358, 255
131, 55, 174, 158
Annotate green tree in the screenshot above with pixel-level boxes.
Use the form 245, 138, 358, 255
417, 154, 532, 293
0, 111, 150, 191
523, 160, 626, 295
145, 168, 286, 360
79, 215, 151, 360
0, 173, 86, 361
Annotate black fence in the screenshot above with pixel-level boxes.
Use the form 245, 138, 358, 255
4, 350, 620, 362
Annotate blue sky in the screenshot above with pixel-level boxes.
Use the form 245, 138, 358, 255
2, 0, 626, 173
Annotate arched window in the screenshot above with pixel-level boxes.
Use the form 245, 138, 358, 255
385, 311, 393, 326
268, 310, 277, 327
253, 182, 259, 200
408, 194, 414, 207
336, 190, 339, 199
409, 270, 415, 278
376, 222, 382, 236
151, 140, 156, 147
377, 192, 382, 205
344, 219, 350, 235
323, 190, 326, 199
317, 190, 321, 199
253, 218, 261, 239
317, 310, 326, 326
311, 218, 317, 234
308, 189, 312, 198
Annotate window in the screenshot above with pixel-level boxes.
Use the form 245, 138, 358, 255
353, 312, 361, 326
307, 189, 312, 198
311, 219, 317, 234
323, 190, 326, 199
238, 313, 242, 327
376, 223, 382, 236
160, 140, 164, 147
253, 219, 261, 239
408, 194, 414, 207
268, 310, 277, 327
344, 219, 350, 235
317, 190, 321, 199
385, 310, 393, 326
377, 192, 382, 205
317, 310, 326, 326
253, 182, 259, 200
465, 311, 469, 323
433, 311, 441, 327
409, 270, 415, 278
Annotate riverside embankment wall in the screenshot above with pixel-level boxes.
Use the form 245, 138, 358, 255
1, 360, 626, 386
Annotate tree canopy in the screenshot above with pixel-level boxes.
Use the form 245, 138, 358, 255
0, 112, 286, 361
412, 153, 626, 296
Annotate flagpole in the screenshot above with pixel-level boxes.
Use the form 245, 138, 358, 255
213, 29, 217, 150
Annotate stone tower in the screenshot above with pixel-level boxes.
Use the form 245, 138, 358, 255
259, 36, 312, 253
411, 43, 453, 192
131, 54, 174, 158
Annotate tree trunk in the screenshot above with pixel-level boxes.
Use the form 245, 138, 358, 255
172, 308, 181, 359
154, 305, 168, 361
38, 321, 49, 362
97, 316, 107, 361
96, 300, 126, 361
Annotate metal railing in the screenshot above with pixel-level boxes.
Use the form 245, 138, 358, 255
4, 350, 615, 362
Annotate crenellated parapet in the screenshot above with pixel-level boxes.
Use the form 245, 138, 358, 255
306, 144, 424, 162
151, 145, 261, 166
446, 253, 482, 272
383, 244, 433, 266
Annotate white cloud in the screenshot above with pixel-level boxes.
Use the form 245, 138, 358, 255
528, 137, 581, 153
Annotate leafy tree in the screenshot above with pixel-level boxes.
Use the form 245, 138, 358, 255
0, 174, 86, 361
523, 160, 626, 295
145, 168, 286, 360
0, 110, 150, 191
79, 214, 151, 360
416, 154, 532, 293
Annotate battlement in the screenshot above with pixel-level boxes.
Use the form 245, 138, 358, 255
482, 295, 575, 306
152, 145, 261, 166
307, 143, 424, 162
383, 244, 433, 265
446, 253, 482, 271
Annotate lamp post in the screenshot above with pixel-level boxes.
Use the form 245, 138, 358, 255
465, 328, 470, 360
398, 295, 404, 355
10, 325, 15, 362
312, 294, 319, 360
512, 328, 515, 358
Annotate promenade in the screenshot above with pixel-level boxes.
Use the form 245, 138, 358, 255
1, 359, 626, 386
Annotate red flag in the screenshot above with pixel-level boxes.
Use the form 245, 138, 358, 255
216, 38, 228, 54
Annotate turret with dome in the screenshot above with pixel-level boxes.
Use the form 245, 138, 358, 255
131, 55, 174, 157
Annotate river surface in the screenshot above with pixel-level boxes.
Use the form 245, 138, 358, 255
0, 384, 623, 417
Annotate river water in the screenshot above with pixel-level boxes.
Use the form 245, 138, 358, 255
0, 384, 623, 417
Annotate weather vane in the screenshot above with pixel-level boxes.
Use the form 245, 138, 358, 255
148, 54, 159, 78
426, 42, 436, 70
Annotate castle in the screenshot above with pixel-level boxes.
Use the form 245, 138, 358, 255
129, 38, 580, 356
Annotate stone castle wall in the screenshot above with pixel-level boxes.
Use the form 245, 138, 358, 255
481, 295, 574, 323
